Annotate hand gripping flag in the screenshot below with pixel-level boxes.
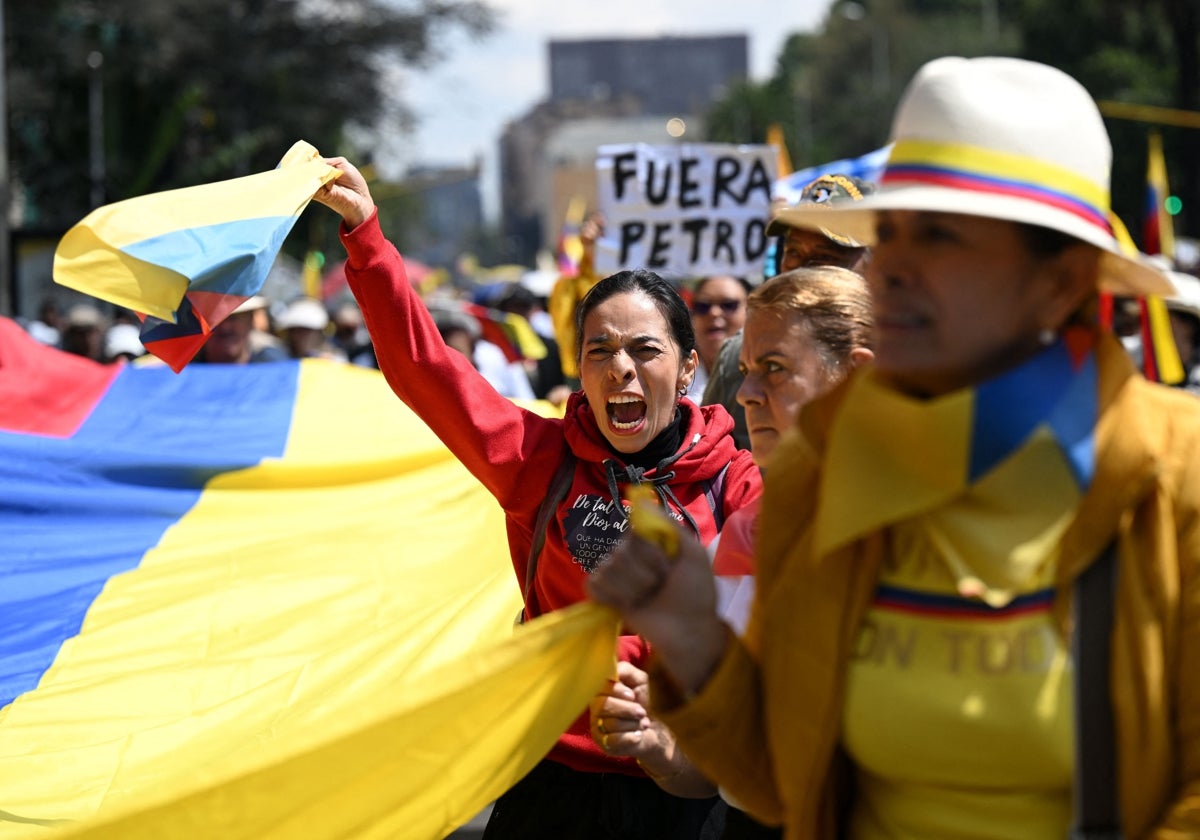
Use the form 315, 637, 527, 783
52, 141, 341, 372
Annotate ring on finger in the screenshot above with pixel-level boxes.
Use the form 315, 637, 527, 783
601, 733, 610, 751
597, 720, 607, 735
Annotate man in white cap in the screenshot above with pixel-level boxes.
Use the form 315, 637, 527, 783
276, 297, 347, 361
104, 323, 145, 363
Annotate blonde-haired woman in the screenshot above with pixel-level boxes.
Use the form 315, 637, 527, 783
589, 56, 1199, 839
713, 266, 874, 605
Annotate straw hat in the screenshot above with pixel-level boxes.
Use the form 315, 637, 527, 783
773, 56, 1174, 298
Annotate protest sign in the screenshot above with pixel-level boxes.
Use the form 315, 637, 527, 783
594, 143, 776, 278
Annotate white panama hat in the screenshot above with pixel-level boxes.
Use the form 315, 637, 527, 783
773, 56, 1175, 298
1166, 270, 1200, 320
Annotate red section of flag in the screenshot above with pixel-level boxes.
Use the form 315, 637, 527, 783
142, 331, 213, 374
188, 289, 245, 330
1063, 325, 1096, 369
0, 317, 120, 437
1138, 298, 1159, 381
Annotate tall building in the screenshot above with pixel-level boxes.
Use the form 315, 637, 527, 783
400, 162, 484, 272
548, 36, 748, 114
499, 34, 748, 265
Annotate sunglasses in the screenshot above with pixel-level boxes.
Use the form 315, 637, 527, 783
692, 299, 743, 316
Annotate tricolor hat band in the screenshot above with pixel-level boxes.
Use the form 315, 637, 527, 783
881, 139, 1113, 236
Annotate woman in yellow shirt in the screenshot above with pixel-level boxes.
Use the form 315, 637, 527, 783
588, 56, 1200, 839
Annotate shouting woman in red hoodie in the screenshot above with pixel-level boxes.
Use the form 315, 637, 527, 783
314, 158, 761, 840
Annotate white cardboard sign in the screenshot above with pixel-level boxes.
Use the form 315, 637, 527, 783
594, 143, 776, 278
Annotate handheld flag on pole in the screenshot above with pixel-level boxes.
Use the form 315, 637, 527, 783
1136, 130, 1185, 384
556, 196, 587, 278
53, 141, 340, 372
1143, 130, 1176, 258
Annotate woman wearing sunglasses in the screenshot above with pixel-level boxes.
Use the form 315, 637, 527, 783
688, 276, 751, 400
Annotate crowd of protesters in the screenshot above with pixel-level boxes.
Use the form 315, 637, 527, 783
12, 53, 1200, 840
17, 213, 1200, 403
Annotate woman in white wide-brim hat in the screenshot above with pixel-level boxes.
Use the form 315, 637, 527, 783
589, 56, 1200, 839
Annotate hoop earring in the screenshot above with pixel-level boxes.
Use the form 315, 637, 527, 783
678, 386, 688, 397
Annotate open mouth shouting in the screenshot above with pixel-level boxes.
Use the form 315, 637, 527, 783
606, 394, 647, 433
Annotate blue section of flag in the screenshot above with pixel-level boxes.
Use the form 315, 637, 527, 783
141, 296, 207, 341
121, 216, 297, 297
1046, 352, 1097, 488
970, 341, 1072, 482
0, 361, 300, 709
775, 145, 892, 204
969, 340, 1095, 488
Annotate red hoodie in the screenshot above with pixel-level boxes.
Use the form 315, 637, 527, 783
343, 211, 761, 773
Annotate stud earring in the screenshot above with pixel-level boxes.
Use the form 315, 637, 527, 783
1038, 328, 1056, 346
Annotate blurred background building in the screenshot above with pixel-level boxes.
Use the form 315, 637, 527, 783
499, 35, 748, 265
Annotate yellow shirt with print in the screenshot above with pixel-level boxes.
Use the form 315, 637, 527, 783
842, 426, 1078, 840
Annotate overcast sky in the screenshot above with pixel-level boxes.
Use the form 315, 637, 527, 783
372, 0, 835, 219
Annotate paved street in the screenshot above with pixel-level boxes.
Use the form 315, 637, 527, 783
445, 803, 492, 839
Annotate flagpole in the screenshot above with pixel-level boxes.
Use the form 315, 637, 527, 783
1098, 100, 1200, 130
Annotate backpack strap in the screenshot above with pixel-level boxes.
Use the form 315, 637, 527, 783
1069, 538, 1123, 840
702, 462, 731, 532
521, 449, 576, 621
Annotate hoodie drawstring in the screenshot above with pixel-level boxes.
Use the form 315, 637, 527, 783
602, 433, 703, 538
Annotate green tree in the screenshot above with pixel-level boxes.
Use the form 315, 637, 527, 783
6, 0, 494, 229
705, 0, 1020, 172
1016, 0, 1183, 241
706, 0, 1199, 241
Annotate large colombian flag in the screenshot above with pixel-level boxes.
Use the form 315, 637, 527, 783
0, 317, 617, 839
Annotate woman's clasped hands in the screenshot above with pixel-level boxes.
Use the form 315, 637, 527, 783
589, 661, 717, 798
